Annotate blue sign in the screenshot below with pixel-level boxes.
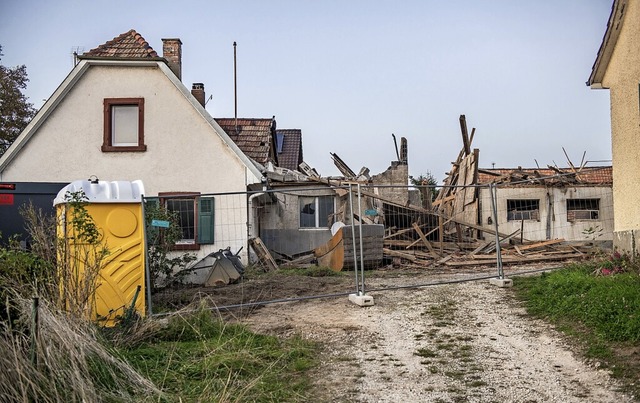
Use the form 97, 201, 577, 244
364, 209, 378, 216
151, 219, 170, 228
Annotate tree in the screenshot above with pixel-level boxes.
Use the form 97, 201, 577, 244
409, 171, 439, 207
0, 45, 36, 156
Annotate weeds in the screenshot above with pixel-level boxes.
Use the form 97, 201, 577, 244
120, 302, 317, 402
57, 190, 110, 320
0, 294, 161, 402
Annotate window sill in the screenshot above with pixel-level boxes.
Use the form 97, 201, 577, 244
102, 145, 147, 152
171, 243, 200, 251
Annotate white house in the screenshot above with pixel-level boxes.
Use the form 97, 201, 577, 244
0, 30, 265, 270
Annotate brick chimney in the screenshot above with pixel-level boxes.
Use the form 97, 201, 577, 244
191, 83, 206, 107
162, 38, 182, 80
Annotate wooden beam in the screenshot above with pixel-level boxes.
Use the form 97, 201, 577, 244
483, 229, 521, 253
445, 252, 583, 267
518, 238, 565, 251
459, 114, 471, 156
383, 248, 417, 262
412, 222, 439, 257
385, 223, 430, 240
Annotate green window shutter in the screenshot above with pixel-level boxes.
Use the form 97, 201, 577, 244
197, 196, 215, 244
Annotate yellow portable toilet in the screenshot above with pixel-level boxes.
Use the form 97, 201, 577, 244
54, 179, 146, 326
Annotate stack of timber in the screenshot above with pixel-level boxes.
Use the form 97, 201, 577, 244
384, 224, 596, 268
442, 238, 596, 267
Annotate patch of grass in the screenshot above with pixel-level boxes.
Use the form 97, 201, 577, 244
436, 343, 455, 351
513, 262, 640, 397
444, 370, 466, 380
415, 347, 438, 358
121, 308, 317, 402
276, 266, 341, 277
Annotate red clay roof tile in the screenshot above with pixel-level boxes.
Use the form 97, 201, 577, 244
215, 118, 274, 165
81, 29, 158, 59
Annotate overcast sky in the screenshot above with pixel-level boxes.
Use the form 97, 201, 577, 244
0, 0, 614, 181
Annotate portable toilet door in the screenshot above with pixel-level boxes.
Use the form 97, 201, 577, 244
54, 179, 146, 326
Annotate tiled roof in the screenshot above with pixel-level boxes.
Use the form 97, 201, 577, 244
81, 29, 159, 59
215, 118, 275, 165
477, 166, 613, 186
276, 129, 303, 171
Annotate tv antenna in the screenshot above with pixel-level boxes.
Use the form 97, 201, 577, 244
71, 46, 84, 67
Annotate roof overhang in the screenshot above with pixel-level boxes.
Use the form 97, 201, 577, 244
588, 0, 627, 88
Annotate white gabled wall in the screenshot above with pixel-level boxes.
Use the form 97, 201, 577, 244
0, 63, 262, 272
1, 65, 255, 193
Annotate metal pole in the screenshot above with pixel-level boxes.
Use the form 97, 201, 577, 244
348, 184, 359, 294
141, 196, 153, 316
357, 183, 365, 295
233, 41, 238, 132
30, 296, 39, 366
489, 184, 504, 279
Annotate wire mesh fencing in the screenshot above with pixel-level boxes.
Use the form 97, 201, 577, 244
141, 174, 613, 313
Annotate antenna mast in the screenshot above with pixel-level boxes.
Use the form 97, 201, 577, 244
233, 41, 238, 133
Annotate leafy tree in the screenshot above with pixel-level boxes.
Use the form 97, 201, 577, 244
0, 44, 36, 156
409, 171, 439, 206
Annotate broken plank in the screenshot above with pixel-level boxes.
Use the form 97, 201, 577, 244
385, 223, 430, 240
436, 255, 454, 265
383, 248, 417, 262
412, 222, 439, 257
483, 229, 521, 253
513, 245, 524, 256
470, 240, 493, 255
518, 239, 565, 251
249, 237, 279, 272
445, 253, 583, 267
432, 194, 456, 207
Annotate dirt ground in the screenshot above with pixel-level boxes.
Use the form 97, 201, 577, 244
155, 267, 636, 402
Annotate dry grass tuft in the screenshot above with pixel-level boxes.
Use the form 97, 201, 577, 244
0, 294, 162, 402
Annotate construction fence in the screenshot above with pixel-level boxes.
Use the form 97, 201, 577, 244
144, 177, 613, 312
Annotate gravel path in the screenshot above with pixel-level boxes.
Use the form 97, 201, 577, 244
244, 274, 634, 402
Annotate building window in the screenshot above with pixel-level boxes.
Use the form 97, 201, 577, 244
567, 199, 599, 221
102, 98, 146, 152
299, 195, 334, 228
507, 199, 539, 221
150, 193, 215, 249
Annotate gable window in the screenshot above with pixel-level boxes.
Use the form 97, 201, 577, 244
102, 98, 146, 152
567, 198, 599, 221
150, 193, 215, 249
507, 199, 539, 221
299, 195, 334, 228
